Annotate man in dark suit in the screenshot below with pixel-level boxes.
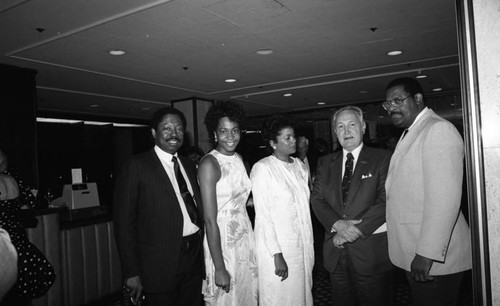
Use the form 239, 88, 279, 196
311, 106, 393, 306
114, 107, 204, 305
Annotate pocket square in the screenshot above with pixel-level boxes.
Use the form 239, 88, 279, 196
361, 173, 373, 179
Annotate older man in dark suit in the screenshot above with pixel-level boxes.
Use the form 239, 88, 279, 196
311, 106, 393, 306
114, 107, 204, 305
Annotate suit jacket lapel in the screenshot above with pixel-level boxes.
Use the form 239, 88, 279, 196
178, 156, 201, 199
178, 156, 203, 219
178, 156, 196, 188
148, 150, 178, 197
388, 109, 435, 188
329, 151, 344, 211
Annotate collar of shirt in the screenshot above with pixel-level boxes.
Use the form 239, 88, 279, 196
154, 145, 177, 164
407, 106, 429, 133
342, 143, 363, 176
153, 145, 192, 194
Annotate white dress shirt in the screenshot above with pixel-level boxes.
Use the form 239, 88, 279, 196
342, 143, 363, 177
154, 146, 199, 236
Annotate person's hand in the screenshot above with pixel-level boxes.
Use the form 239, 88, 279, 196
274, 253, 288, 281
333, 234, 347, 248
333, 219, 363, 243
124, 276, 143, 304
215, 268, 231, 293
410, 254, 434, 282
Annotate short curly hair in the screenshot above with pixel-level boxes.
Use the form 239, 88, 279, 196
204, 101, 246, 142
149, 107, 186, 131
386, 77, 424, 97
261, 113, 296, 150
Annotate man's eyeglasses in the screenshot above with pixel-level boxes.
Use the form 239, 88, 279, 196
382, 96, 410, 111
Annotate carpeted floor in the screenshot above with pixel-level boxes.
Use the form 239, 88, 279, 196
99, 226, 473, 306
311, 240, 474, 306
312, 262, 473, 306
102, 257, 472, 306
309, 219, 473, 306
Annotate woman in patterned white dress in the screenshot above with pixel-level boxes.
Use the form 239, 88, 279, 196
198, 101, 258, 305
250, 114, 314, 306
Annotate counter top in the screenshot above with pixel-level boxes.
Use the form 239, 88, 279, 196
17, 205, 112, 230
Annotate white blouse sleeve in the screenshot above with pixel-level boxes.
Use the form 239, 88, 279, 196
250, 162, 282, 257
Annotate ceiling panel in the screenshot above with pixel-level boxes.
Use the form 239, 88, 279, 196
1, 0, 461, 121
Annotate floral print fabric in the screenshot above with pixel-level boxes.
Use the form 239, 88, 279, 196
202, 150, 258, 305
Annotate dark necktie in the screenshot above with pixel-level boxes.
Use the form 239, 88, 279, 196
341, 153, 354, 207
172, 156, 201, 228
401, 128, 409, 140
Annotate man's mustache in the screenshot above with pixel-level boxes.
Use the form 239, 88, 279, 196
166, 136, 182, 142
389, 111, 402, 116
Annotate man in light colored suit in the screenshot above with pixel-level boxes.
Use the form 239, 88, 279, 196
114, 107, 204, 305
311, 106, 393, 306
384, 77, 471, 306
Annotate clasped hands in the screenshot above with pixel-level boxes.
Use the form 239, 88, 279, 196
332, 219, 363, 248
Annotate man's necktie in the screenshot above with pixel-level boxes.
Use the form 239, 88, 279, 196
401, 128, 409, 140
341, 153, 354, 207
172, 156, 201, 228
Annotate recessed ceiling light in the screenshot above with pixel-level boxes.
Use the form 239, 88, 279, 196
283, 93, 292, 97
432, 87, 442, 92
109, 50, 126, 56
90, 104, 99, 107
416, 74, 427, 79
317, 102, 326, 105
387, 50, 403, 56
225, 79, 237, 83
256, 49, 274, 55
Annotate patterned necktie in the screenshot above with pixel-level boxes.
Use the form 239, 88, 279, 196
172, 156, 201, 228
341, 153, 354, 207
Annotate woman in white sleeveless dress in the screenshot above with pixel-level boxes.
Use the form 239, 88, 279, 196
250, 114, 314, 306
198, 101, 258, 305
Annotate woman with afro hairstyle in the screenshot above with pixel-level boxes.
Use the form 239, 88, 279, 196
198, 101, 258, 305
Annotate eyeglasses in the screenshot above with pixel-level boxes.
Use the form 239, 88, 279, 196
382, 96, 410, 111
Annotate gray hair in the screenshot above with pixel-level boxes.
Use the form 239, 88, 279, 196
331, 106, 365, 129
